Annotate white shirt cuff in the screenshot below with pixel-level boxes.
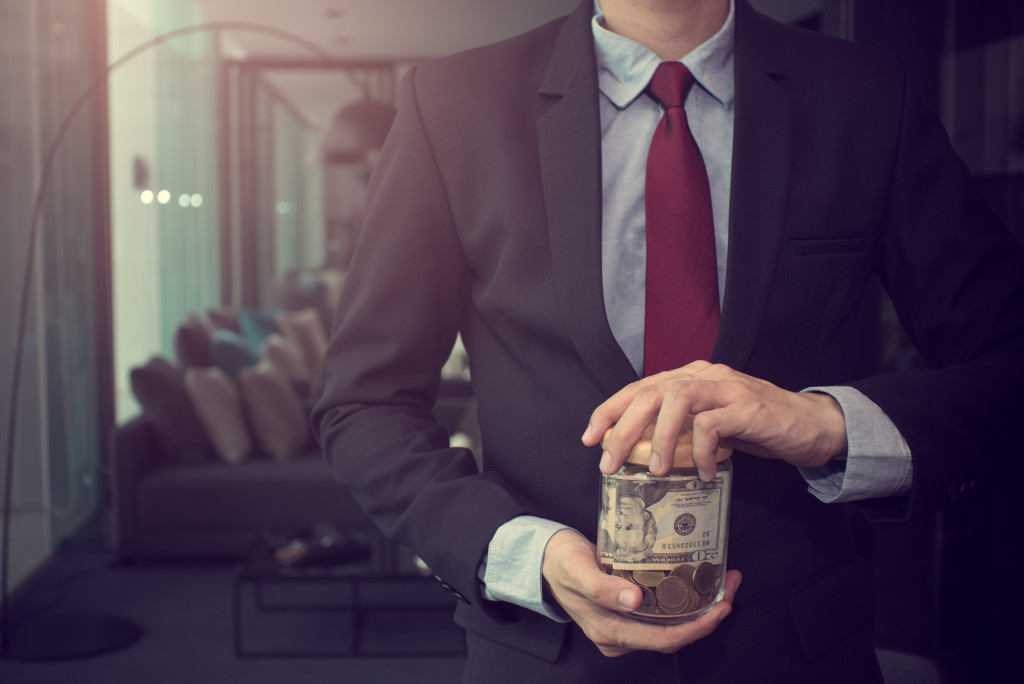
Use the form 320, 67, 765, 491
798, 386, 913, 503
479, 515, 573, 622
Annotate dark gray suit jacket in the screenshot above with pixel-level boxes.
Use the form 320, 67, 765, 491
312, 1, 1024, 681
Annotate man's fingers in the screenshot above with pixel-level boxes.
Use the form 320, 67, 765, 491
586, 362, 836, 477
721, 568, 742, 602
596, 385, 665, 474
649, 382, 698, 476
691, 408, 731, 480
545, 530, 642, 612
581, 570, 643, 613
597, 377, 728, 476
582, 364, 708, 447
583, 381, 644, 447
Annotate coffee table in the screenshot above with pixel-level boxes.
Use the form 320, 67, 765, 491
233, 532, 466, 658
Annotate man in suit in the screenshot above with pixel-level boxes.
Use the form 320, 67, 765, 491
312, 0, 1024, 681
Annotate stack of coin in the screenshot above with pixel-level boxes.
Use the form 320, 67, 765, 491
692, 561, 718, 594
631, 570, 667, 587
605, 561, 723, 621
655, 575, 698, 614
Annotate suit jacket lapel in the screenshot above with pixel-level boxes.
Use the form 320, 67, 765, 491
715, 1, 794, 371
538, 0, 638, 396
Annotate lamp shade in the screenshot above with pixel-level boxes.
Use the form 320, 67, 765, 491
319, 100, 396, 164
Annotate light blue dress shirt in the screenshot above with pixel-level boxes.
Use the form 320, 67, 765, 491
481, 0, 912, 620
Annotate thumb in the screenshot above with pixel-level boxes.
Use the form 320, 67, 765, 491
544, 531, 643, 613
582, 566, 644, 613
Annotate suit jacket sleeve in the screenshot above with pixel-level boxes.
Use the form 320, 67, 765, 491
852, 59, 1024, 517
311, 66, 541, 615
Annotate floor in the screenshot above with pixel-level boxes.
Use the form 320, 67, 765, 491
0, 549, 466, 684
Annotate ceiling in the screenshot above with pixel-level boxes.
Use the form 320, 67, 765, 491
193, 0, 820, 130
194, 0, 580, 61
194, 0, 820, 60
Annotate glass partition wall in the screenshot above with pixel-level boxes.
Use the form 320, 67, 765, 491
223, 60, 399, 308
108, 0, 222, 422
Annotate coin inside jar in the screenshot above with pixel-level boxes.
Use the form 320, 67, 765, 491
678, 582, 700, 613
669, 563, 696, 585
692, 562, 718, 595
654, 576, 692, 614
638, 586, 658, 613
631, 570, 667, 588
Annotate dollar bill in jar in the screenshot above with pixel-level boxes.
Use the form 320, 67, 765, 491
596, 419, 733, 624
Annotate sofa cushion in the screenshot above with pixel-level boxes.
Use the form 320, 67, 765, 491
276, 308, 328, 376
130, 356, 215, 463
237, 359, 308, 462
261, 332, 309, 381
184, 366, 252, 465
206, 306, 241, 334
239, 307, 283, 354
210, 329, 260, 379
173, 315, 213, 368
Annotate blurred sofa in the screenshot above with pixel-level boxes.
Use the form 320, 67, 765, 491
111, 270, 475, 562
111, 414, 374, 561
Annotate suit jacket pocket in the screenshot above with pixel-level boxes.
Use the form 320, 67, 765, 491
786, 560, 876, 661
788, 235, 871, 256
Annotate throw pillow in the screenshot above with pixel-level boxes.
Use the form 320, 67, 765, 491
239, 308, 283, 355
129, 356, 215, 463
184, 366, 252, 465
210, 329, 260, 379
206, 306, 241, 334
276, 308, 328, 377
237, 359, 308, 462
261, 333, 310, 381
173, 315, 213, 368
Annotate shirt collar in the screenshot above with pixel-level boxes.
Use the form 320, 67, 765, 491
592, 0, 736, 111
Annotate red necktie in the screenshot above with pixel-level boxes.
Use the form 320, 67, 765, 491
643, 61, 720, 377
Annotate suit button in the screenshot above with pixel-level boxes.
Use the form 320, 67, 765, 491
434, 575, 469, 603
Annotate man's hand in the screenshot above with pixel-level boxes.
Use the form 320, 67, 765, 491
542, 529, 740, 657
582, 361, 848, 479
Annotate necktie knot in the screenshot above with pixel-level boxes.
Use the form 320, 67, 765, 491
646, 61, 695, 110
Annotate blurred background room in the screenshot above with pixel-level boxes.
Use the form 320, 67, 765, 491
0, 0, 1020, 682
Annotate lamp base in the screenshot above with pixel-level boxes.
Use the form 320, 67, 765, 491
4, 611, 141, 661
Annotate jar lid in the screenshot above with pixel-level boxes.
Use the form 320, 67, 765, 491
601, 416, 733, 469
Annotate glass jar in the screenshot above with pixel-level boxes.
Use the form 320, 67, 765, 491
596, 419, 732, 624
